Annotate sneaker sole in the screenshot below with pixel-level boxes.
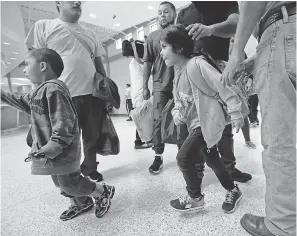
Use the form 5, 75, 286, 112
223, 194, 243, 214
149, 164, 163, 174
95, 199, 111, 218
60, 202, 94, 221
172, 203, 206, 213
134, 146, 152, 150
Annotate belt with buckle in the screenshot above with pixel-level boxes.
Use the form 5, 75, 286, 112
259, 2, 296, 40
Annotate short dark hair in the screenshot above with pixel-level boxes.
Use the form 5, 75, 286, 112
160, 24, 194, 58
126, 84, 131, 87
28, 48, 64, 78
160, 1, 176, 13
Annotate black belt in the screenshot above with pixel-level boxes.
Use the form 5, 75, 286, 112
259, 2, 296, 40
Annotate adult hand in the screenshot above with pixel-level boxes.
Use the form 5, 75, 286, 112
143, 87, 150, 100
173, 113, 186, 126
221, 49, 245, 87
232, 118, 244, 133
186, 23, 213, 41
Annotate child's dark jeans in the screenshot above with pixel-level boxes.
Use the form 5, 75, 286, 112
52, 170, 96, 197
176, 127, 235, 199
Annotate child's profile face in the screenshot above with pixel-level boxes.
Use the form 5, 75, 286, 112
23, 56, 43, 85
160, 40, 181, 67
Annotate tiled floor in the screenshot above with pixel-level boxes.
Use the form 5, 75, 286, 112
1, 117, 265, 236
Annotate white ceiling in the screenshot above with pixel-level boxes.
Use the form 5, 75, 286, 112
1, 1, 189, 89
80, 1, 189, 31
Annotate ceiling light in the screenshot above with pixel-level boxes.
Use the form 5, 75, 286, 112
3, 42, 10, 45
89, 13, 96, 18
114, 23, 120, 27
148, 6, 154, 10
10, 58, 16, 60
12, 52, 19, 55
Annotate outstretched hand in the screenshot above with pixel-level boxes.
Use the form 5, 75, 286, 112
221, 50, 245, 87
186, 23, 212, 41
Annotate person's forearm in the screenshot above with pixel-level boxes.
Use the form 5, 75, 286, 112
143, 62, 152, 88
232, 2, 267, 52
211, 14, 239, 38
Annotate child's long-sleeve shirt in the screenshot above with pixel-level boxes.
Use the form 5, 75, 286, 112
173, 66, 200, 131
1, 79, 81, 175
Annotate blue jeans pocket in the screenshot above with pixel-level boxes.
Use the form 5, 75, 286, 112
284, 34, 296, 87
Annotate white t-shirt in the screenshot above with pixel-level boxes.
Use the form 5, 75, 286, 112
24, 18, 105, 97
125, 87, 131, 99
129, 58, 144, 108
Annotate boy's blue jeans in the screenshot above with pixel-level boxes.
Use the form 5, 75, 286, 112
52, 170, 96, 197
254, 12, 296, 236
176, 127, 234, 198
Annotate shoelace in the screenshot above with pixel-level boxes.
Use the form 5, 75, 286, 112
67, 205, 80, 212
225, 191, 235, 204
178, 196, 191, 205
95, 184, 110, 208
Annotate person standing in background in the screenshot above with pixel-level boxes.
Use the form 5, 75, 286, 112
143, 1, 176, 174
125, 84, 133, 121
229, 36, 256, 149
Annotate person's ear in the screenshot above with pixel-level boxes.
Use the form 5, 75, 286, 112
40, 62, 47, 72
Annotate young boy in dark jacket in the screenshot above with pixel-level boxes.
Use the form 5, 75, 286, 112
1, 48, 115, 220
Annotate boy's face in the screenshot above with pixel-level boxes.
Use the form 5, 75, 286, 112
23, 56, 44, 85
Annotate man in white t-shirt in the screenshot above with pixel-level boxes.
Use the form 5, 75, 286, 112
25, 1, 109, 221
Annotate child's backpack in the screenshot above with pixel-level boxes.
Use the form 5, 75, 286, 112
186, 54, 250, 119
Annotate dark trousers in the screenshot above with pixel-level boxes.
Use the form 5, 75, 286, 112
152, 91, 173, 154
248, 94, 259, 123
135, 130, 144, 146
126, 99, 133, 117
72, 94, 105, 176
177, 127, 235, 198
178, 124, 237, 174
241, 117, 251, 142
52, 170, 96, 198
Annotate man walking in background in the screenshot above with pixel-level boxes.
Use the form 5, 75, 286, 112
143, 1, 176, 174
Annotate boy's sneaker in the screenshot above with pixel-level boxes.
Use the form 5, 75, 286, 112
60, 196, 94, 221
170, 195, 205, 212
245, 141, 256, 149
148, 156, 163, 174
222, 185, 242, 213
94, 184, 115, 218
249, 122, 258, 128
